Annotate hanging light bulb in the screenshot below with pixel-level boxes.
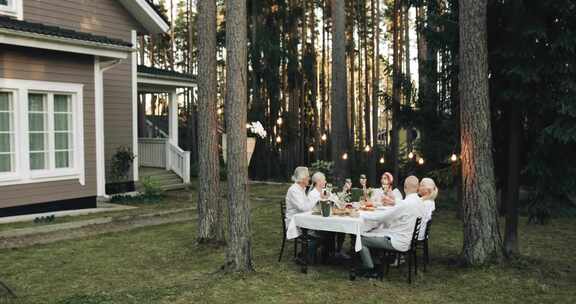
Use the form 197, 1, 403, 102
276, 136, 282, 143
408, 152, 415, 159
308, 146, 315, 153
418, 158, 425, 165
321, 133, 327, 141
364, 145, 371, 152
451, 153, 458, 162
379, 157, 385, 164
217, 108, 223, 115
276, 117, 283, 126
342, 153, 348, 160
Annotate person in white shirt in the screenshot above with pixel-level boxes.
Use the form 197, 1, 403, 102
418, 177, 438, 240
285, 167, 320, 227
307, 172, 327, 205
370, 172, 404, 206
359, 176, 424, 274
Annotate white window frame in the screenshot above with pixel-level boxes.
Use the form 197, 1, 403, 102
0, 0, 23, 20
0, 78, 85, 186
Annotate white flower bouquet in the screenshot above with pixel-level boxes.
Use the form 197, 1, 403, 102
247, 121, 267, 139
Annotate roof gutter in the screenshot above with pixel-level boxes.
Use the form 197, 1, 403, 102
0, 28, 134, 59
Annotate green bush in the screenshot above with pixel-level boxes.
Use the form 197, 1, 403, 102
310, 160, 334, 181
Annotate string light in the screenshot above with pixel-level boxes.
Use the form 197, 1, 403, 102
379, 157, 385, 164
308, 146, 315, 153
364, 145, 371, 152
321, 134, 327, 141
217, 108, 223, 115
246, 123, 251, 129
342, 153, 348, 160
451, 153, 458, 162
276, 117, 283, 126
418, 158, 425, 165
276, 136, 282, 144
408, 152, 415, 159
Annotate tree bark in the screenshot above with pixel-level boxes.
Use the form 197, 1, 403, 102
331, 0, 349, 185
391, 0, 401, 183
371, 0, 380, 181
459, 0, 503, 265
224, 0, 254, 272
197, 0, 224, 243
504, 105, 521, 257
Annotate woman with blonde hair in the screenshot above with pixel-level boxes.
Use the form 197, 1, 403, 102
418, 177, 438, 240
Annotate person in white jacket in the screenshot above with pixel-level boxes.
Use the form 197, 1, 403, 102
359, 176, 424, 274
370, 172, 404, 206
285, 167, 323, 227
418, 177, 438, 240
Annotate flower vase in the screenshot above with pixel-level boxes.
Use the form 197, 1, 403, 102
222, 134, 256, 166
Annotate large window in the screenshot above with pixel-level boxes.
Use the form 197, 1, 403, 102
0, 79, 84, 186
0, 0, 22, 19
0, 91, 14, 173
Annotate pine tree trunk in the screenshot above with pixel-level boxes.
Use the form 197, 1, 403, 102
197, 0, 223, 243
459, 0, 503, 265
391, 0, 401, 183
404, 5, 411, 105
504, 105, 521, 257
331, 0, 349, 185
371, 0, 379, 179
225, 0, 253, 272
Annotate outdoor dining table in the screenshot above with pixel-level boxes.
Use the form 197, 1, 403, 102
286, 209, 382, 279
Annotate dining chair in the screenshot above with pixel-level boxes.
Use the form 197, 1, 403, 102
416, 219, 432, 272
376, 217, 423, 284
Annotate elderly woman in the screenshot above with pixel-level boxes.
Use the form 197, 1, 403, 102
418, 177, 438, 240
307, 172, 328, 205
371, 172, 403, 207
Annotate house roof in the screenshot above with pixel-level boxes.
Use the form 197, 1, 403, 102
144, 0, 170, 25
119, 0, 170, 34
0, 16, 132, 48
138, 65, 196, 80
138, 65, 197, 91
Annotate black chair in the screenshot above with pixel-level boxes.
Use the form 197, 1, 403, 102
376, 217, 423, 284
278, 200, 319, 264
416, 219, 432, 272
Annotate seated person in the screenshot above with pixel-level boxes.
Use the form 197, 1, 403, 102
285, 167, 320, 226
418, 177, 438, 240
358, 176, 424, 276
285, 167, 327, 261
370, 172, 403, 206
307, 172, 328, 205
307, 172, 350, 260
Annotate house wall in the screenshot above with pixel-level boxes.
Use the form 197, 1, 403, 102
0, 46, 96, 208
23, 0, 142, 183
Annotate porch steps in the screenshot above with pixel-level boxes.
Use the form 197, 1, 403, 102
139, 167, 189, 192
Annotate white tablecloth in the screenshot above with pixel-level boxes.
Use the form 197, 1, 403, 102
286, 211, 375, 252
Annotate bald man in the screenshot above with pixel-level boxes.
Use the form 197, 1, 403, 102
358, 176, 424, 275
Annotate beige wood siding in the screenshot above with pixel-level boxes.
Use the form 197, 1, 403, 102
0, 45, 96, 208
24, 0, 141, 182
23, 0, 143, 41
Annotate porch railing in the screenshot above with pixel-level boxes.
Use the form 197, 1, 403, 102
166, 141, 191, 184
138, 138, 166, 168
138, 138, 191, 184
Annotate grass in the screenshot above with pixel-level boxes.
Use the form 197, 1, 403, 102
0, 183, 575, 304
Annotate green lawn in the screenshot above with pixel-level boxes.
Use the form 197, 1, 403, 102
0, 183, 575, 304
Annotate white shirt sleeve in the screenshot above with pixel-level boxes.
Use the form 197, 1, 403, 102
361, 203, 404, 223
392, 188, 403, 202
288, 186, 316, 212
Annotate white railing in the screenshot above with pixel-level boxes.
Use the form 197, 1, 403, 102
138, 138, 167, 168
166, 141, 191, 184
138, 138, 191, 184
